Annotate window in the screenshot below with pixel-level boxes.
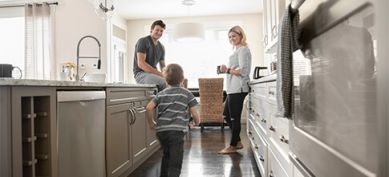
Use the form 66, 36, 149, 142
1, 4, 54, 80
160, 28, 233, 88
111, 39, 127, 83
0, 7, 25, 76
110, 24, 127, 83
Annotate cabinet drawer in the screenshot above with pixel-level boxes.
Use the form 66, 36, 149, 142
267, 81, 277, 105
251, 113, 268, 138
250, 95, 260, 120
252, 83, 268, 99
268, 105, 291, 175
134, 100, 149, 107
268, 148, 290, 177
251, 123, 268, 177
247, 116, 255, 138
106, 88, 148, 105
257, 98, 269, 127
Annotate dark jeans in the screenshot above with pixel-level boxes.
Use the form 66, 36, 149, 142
156, 131, 185, 177
223, 92, 248, 146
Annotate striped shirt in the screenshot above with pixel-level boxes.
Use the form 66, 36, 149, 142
152, 87, 198, 132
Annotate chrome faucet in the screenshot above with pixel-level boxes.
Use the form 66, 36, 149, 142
75, 35, 101, 81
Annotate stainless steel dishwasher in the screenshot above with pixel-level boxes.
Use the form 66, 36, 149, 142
57, 91, 106, 177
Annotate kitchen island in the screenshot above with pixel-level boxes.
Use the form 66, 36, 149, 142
0, 79, 159, 177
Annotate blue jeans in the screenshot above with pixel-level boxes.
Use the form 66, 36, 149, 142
157, 131, 185, 177
135, 71, 166, 91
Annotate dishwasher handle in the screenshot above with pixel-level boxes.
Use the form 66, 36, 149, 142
57, 91, 106, 102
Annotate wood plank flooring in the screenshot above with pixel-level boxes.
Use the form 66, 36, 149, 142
128, 125, 261, 177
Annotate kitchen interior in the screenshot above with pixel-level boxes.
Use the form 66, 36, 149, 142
0, 0, 389, 177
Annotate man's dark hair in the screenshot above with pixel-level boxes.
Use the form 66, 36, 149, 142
151, 20, 166, 30
164, 64, 184, 86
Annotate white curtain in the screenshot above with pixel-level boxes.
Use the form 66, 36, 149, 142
25, 3, 55, 80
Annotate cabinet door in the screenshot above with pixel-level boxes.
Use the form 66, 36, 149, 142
146, 109, 159, 148
266, 0, 273, 48
0, 86, 11, 177
11, 87, 56, 177
145, 89, 159, 149
131, 104, 147, 165
106, 103, 132, 177
262, 0, 269, 47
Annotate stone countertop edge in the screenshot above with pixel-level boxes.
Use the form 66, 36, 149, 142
0, 78, 156, 88
250, 73, 277, 84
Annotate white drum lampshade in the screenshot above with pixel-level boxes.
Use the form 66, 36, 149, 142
173, 22, 205, 42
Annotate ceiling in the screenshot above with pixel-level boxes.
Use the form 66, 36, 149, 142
115, 0, 262, 20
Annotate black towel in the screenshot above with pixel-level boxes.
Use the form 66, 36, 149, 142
276, 4, 301, 118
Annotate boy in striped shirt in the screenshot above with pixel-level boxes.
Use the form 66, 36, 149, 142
146, 63, 200, 177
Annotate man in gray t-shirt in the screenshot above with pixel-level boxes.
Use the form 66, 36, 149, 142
133, 20, 167, 91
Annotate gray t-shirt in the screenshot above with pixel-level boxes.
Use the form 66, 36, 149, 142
133, 35, 165, 76
152, 87, 198, 132
226, 46, 252, 94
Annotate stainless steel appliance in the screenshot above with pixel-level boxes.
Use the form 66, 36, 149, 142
290, 1, 378, 177
57, 91, 106, 177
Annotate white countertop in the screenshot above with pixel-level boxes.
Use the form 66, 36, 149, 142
250, 73, 277, 84
0, 78, 155, 88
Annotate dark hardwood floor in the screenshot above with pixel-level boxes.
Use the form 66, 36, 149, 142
128, 125, 261, 177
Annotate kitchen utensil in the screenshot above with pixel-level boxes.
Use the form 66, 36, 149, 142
253, 66, 267, 79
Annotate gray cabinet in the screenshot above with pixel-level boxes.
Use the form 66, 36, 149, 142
0, 86, 57, 177
0, 86, 12, 177
106, 87, 158, 177
106, 103, 132, 177
131, 101, 148, 166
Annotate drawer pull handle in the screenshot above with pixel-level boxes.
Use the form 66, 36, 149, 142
259, 155, 265, 162
261, 118, 267, 123
269, 170, 275, 177
272, 25, 278, 38
280, 135, 289, 144
255, 145, 259, 150
269, 126, 276, 132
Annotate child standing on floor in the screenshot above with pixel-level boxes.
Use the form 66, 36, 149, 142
146, 63, 200, 177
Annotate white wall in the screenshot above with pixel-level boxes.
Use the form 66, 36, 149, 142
55, 0, 108, 79
126, 13, 264, 83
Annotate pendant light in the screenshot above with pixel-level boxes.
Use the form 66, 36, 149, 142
94, 0, 116, 20
173, 0, 205, 42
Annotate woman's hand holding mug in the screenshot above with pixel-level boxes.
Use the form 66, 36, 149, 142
217, 64, 228, 74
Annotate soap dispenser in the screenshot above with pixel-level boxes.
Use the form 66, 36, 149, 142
60, 65, 67, 81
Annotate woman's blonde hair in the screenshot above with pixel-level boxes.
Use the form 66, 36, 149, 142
228, 25, 248, 47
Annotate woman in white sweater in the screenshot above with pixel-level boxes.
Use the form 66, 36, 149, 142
218, 25, 252, 154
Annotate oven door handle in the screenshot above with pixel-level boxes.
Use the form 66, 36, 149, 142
289, 153, 315, 177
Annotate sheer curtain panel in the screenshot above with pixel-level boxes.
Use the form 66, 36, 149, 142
24, 3, 55, 80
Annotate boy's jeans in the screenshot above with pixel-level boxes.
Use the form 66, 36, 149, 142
156, 131, 185, 177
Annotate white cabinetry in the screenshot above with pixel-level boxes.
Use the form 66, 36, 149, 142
262, 0, 287, 51
248, 76, 303, 177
